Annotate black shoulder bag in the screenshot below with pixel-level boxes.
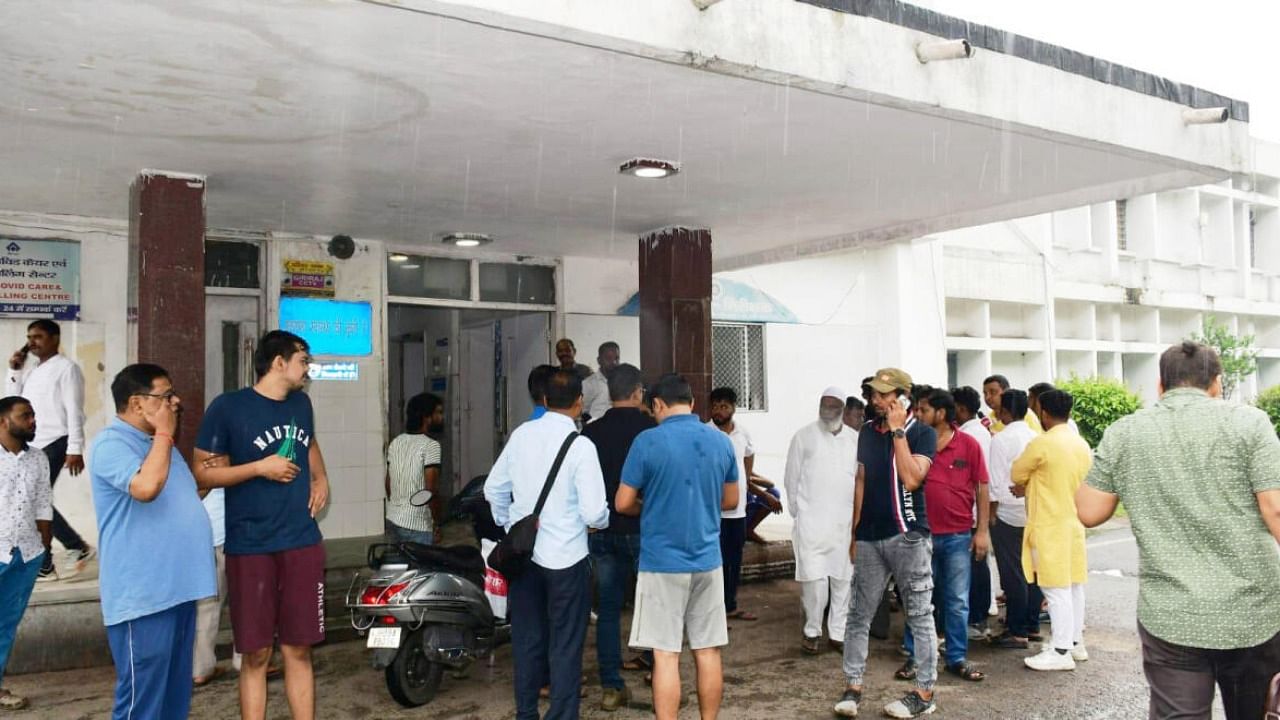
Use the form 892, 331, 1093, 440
487, 432, 578, 580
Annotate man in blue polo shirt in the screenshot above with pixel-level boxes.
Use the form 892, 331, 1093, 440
616, 374, 738, 720
90, 364, 216, 720
835, 367, 939, 719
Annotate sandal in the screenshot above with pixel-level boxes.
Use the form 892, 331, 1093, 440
989, 633, 1029, 650
0, 690, 28, 710
945, 661, 985, 682
726, 610, 758, 621
193, 666, 227, 687
622, 655, 653, 672
893, 660, 918, 681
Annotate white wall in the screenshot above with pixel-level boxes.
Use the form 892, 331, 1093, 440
0, 212, 131, 547
561, 254, 641, 370
266, 234, 388, 540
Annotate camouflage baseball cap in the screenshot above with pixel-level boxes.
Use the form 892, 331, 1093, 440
867, 367, 912, 394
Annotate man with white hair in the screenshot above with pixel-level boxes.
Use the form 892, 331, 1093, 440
784, 387, 859, 655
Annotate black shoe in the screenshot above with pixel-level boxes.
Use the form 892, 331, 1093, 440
884, 690, 937, 718
833, 688, 862, 717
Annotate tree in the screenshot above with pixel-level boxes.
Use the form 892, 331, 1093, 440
1191, 315, 1259, 401
1254, 386, 1280, 437
1056, 375, 1143, 449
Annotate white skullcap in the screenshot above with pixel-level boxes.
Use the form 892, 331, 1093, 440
821, 386, 846, 400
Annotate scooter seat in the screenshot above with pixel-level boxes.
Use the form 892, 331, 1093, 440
396, 543, 486, 588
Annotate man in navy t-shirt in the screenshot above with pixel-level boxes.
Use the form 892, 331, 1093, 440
616, 373, 738, 720
834, 368, 940, 720
194, 330, 331, 720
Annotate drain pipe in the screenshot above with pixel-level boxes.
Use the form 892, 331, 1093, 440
1005, 220, 1058, 380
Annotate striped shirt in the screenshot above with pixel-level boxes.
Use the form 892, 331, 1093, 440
385, 433, 442, 533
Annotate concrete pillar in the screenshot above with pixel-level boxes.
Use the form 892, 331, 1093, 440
128, 171, 206, 460
638, 226, 712, 419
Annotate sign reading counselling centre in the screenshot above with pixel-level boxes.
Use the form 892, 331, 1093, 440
0, 238, 80, 320
279, 297, 373, 356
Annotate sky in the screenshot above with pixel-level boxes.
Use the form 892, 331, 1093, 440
910, 0, 1280, 143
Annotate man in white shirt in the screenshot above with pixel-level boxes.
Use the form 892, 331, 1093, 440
0, 396, 51, 711
5, 320, 92, 581
708, 386, 759, 622
784, 387, 858, 654
484, 369, 608, 718
582, 341, 621, 424
986, 389, 1044, 649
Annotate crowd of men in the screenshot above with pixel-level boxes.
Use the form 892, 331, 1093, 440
1, 325, 1279, 720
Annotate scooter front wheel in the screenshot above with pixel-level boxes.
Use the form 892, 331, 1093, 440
385, 627, 444, 707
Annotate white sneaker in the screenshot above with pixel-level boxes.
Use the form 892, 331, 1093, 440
1024, 646, 1076, 671
1070, 643, 1089, 662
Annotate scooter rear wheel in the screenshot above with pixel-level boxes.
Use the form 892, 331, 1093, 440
385, 627, 444, 707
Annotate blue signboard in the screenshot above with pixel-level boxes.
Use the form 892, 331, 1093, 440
279, 297, 373, 356
0, 238, 81, 321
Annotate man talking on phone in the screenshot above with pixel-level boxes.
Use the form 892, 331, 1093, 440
833, 368, 939, 719
6, 319, 93, 581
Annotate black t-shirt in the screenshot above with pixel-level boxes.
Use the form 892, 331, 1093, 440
581, 406, 656, 535
855, 417, 937, 542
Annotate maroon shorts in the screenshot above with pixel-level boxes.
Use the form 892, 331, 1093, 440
226, 542, 326, 653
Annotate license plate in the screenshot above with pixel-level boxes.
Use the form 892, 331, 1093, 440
367, 626, 402, 649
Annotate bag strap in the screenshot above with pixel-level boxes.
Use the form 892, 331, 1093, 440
532, 432, 578, 519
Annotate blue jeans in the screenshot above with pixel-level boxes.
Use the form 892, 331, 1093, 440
0, 548, 43, 685
904, 530, 971, 667
509, 558, 590, 720
106, 601, 197, 720
590, 532, 641, 689
384, 519, 433, 546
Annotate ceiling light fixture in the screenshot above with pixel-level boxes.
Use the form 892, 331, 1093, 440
389, 253, 410, 263
401, 263, 421, 269
440, 232, 493, 248
620, 158, 680, 179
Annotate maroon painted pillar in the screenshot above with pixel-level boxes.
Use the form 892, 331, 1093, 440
638, 227, 712, 420
128, 172, 206, 460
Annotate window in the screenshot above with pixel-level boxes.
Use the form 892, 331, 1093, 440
711, 322, 766, 411
387, 254, 471, 300
1116, 199, 1128, 252
479, 262, 555, 304
205, 240, 260, 288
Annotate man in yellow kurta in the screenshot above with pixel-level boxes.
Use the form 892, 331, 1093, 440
1011, 388, 1093, 672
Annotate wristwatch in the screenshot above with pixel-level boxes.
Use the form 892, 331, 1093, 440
891, 428, 906, 439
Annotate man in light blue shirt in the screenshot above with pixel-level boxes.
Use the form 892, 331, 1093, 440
617, 373, 738, 720
90, 364, 215, 720
485, 369, 607, 719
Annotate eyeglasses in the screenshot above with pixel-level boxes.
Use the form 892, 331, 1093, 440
134, 391, 178, 401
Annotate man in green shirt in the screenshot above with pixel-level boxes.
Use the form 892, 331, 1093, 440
1077, 340, 1280, 720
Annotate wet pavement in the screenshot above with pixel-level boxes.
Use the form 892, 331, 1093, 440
8, 524, 1207, 719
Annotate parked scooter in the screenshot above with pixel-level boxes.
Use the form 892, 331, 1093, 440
347, 480, 508, 707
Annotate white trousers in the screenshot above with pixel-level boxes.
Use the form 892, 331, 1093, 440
800, 576, 851, 641
1041, 584, 1086, 651
193, 546, 241, 678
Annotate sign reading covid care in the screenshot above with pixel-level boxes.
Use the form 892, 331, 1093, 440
279, 297, 373, 356
0, 238, 80, 320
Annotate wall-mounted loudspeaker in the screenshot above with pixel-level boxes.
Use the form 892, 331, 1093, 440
328, 234, 355, 260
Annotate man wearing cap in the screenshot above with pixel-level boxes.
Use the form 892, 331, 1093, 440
835, 368, 940, 720
784, 387, 858, 655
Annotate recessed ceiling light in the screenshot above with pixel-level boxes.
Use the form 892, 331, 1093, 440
400, 263, 421, 269
389, 253, 410, 263
441, 232, 493, 248
620, 158, 680, 179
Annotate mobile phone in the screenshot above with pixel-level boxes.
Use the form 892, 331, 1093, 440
898, 395, 912, 412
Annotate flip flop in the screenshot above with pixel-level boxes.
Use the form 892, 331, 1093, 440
945, 661, 986, 682
727, 610, 758, 621
894, 660, 918, 681
622, 655, 653, 672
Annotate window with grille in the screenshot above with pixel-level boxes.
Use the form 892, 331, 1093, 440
1116, 199, 1128, 252
711, 322, 767, 411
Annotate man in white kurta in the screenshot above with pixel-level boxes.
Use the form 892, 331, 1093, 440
784, 387, 858, 652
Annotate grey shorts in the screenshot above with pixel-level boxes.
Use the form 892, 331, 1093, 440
629, 568, 728, 653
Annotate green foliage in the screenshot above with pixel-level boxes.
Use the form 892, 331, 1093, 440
1254, 385, 1280, 437
1191, 315, 1258, 401
1056, 375, 1143, 449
